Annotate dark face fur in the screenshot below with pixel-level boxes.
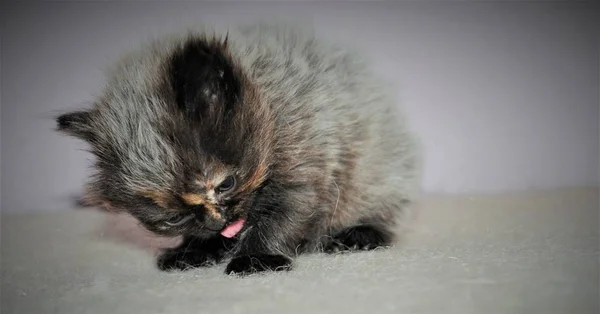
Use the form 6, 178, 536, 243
56, 35, 274, 239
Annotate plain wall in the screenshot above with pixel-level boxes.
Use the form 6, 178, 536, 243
1, 1, 598, 212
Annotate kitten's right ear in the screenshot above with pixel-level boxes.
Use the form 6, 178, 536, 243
56, 110, 95, 141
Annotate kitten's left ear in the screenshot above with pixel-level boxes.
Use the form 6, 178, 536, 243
56, 110, 95, 141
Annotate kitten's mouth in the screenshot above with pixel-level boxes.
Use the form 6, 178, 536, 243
220, 218, 246, 238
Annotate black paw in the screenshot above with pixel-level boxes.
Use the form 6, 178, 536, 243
157, 249, 221, 271
324, 225, 392, 254
225, 254, 293, 276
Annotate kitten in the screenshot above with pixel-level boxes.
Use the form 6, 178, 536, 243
56, 22, 422, 276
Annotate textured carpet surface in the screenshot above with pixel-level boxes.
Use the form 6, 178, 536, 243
1, 187, 598, 314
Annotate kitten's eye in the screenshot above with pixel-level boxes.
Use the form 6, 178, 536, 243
164, 214, 191, 227
217, 176, 235, 192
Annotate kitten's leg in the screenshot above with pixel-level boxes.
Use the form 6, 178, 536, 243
158, 235, 235, 271
225, 184, 316, 276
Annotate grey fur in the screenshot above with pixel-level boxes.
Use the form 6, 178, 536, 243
228, 22, 422, 230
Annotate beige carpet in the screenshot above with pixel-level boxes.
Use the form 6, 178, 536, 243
1, 187, 598, 314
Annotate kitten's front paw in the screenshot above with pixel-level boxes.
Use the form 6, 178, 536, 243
225, 254, 292, 276
157, 249, 219, 271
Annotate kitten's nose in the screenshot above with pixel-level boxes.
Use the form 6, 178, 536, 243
192, 205, 226, 231
204, 216, 226, 231
207, 205, 228, 230
217, 205, 229, 217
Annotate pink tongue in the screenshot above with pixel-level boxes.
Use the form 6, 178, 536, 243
220, 219, 246, 238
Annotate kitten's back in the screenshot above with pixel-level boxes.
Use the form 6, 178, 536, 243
227, 22, 422, 227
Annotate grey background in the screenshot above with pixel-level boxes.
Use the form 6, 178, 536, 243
1, 1, 598, 212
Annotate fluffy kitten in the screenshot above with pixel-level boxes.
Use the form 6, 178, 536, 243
56, 22, 422, 276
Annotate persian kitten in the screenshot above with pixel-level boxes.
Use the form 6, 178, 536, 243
56, 22, 422, 276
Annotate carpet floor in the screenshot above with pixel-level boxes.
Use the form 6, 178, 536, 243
1, 187, 598, 314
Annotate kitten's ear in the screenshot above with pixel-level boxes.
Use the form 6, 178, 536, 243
56, 110, 95, 141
